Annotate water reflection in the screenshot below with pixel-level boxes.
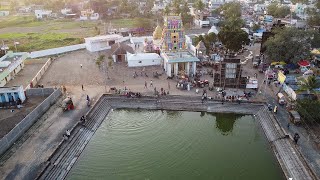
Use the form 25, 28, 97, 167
166, 111, 182, 118
208, 113, 243, 136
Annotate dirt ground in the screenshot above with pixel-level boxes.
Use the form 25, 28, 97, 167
0, 96, 46, 138
5, 59, 47, 88
37, 49, 226, 97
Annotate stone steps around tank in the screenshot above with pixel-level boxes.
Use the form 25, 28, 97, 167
37, 98, 112, 180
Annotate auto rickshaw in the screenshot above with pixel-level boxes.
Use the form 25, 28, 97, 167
62, 97, 74, 111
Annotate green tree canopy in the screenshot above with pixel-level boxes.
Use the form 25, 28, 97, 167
264, 27, 313, 63
291, 0, 309, 4
164, 5, 170, 15
299, 76, 320, 92
218, 27, 249, 52
297, 99, 320, 124
214, 2, 242, 19
193, 0, 205, 11
222, 17, 245, 30
181, 2, 192, 27
316, 1, 320, 9
307, 8, 320, 27
311, 31, 320, 49
252, 24, 260, 32
267, 3, 291, 18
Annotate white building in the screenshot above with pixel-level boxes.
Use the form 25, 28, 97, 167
253, 4, 266, 12
80, 9, 99, 20
127, 53, 162, 67
35, 10, 52, 19
84, 34, 127, 52
0, 86, 26, 104
61, 8, 72, 15
0, 51, 28, 87
0, 11, 9, 16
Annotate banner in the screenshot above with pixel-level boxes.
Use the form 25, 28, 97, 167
278, 71, 286, 84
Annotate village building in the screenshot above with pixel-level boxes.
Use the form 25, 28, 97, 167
160, 15, 200, 77
80, 9, 99, 20
0, 85, 26, 104
0, 51, 29, 87
108, 42, 134, 63
34, 9, 52, 19
0, 10, 9, 16
127, 53, 162, 67
194, 10, 210, 28
84, 34, 127, 52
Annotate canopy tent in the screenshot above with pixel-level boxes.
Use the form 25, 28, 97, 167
271, 61, 286, 65
311, 49, 320, 55
297, 60, 310, 67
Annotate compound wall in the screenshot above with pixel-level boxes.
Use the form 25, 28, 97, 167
0, 89, 62, 156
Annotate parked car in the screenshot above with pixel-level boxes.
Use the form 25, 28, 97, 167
289, 110, 301, 125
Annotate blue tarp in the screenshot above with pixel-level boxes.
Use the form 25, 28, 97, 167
256, 29, 266, 33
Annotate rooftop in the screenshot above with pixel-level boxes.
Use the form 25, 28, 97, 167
84, 34, 123, 42
0, 51, 28, 80
162, 51, 200, 63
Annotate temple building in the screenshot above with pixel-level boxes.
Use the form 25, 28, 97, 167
160, 15, 200, 77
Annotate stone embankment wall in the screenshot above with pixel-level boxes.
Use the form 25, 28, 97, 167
0, 89, 62, 156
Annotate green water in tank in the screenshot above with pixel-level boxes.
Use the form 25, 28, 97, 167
67, 110, 284, 180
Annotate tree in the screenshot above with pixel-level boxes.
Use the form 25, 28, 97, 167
181, 2, 192, 27
215, 2, 241, 19
299, 76, 320, 93
316, 1, 320, 9
164, 5, 170, 15
311, 31, 320, 49
218, 27, 249, 52
172, 0, 182, 14
297, 99, 320, 124
193, 0, 205, 11
267, 3, 291, 18
265, 27, 313, 64
291, 0, 309, 4
307, 10, 320, 27
222, 17, 245, 30
252, 24, 260, 32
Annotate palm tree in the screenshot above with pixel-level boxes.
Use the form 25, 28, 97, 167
299, 75, 320, 93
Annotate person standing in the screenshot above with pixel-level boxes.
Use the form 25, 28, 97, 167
82, 85, 84, 91
150, 80, 153, 87
80, 64, 83, 68
144, 81, 147, 89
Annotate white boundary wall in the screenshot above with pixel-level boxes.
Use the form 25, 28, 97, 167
29, 44, 86, 58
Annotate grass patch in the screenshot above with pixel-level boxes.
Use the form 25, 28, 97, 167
109, 18, 153, 28
0, 32, 83, 52
0, 16, 45, 28
0, 16, 100, 29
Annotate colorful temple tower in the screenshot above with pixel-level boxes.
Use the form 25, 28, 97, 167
161, 15, 186, 52
160, 15, 200, 77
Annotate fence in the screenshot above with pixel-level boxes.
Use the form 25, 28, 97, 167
0, 89, 62, 156
28, 44, 86, 59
